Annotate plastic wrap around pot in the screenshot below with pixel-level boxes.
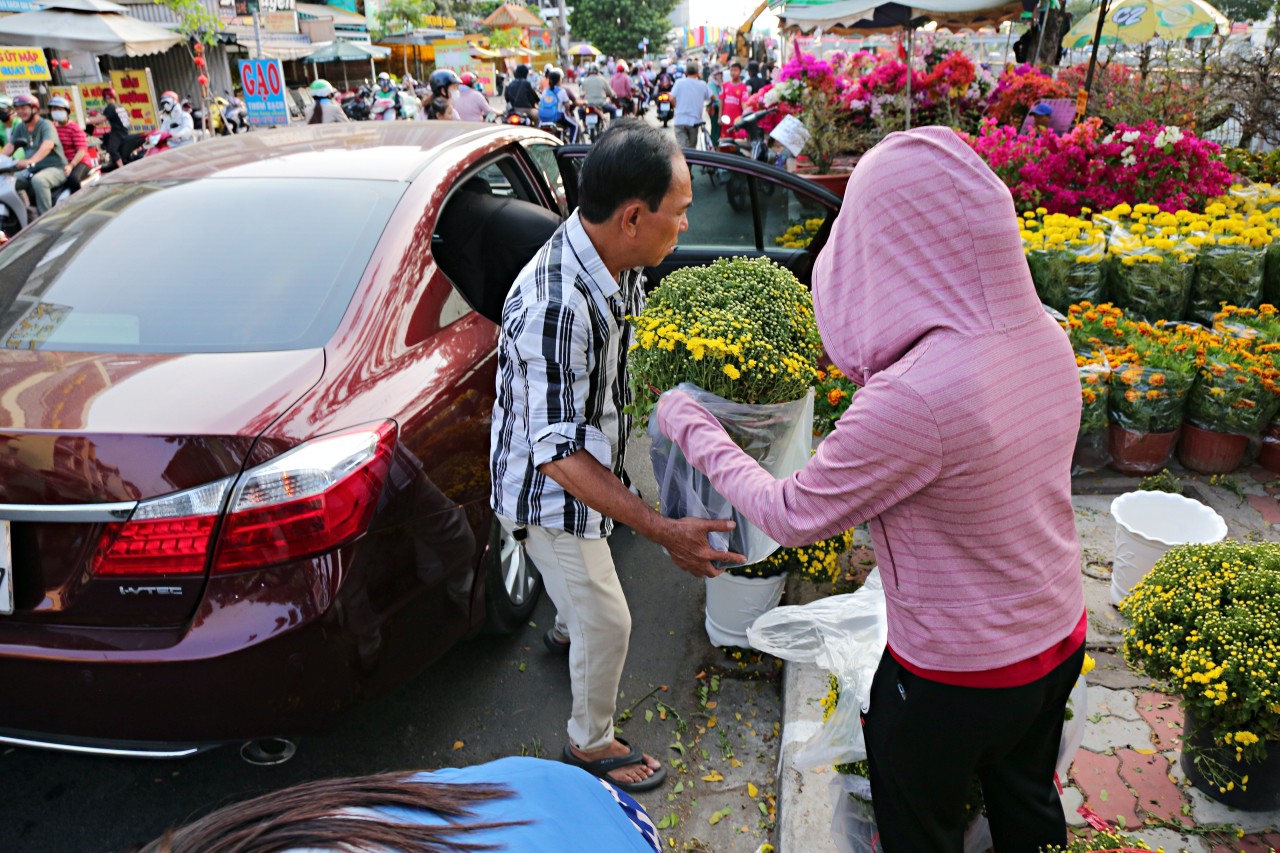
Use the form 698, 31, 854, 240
1074, 362, 1112, 474
1186, 358, 1280, 436
650, 383, 814, 569
1189, 243, 1266, 325
1108, 363, 1193, 434
1027, 241, 1108, 314
1106, 228, 1195, 322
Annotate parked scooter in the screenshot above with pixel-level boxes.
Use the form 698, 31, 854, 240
720, 107, 780, 212
0, 155, 30, 236
655, 91, 673, 126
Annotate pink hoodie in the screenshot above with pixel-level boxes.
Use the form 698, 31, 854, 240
659, 127, 1084, 672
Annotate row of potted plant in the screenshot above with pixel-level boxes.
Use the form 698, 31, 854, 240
1064, 301, 1280, 476
1022, 190, 1280, 323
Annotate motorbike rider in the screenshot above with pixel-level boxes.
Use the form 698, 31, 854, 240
425, 69, 462, 120
0, 96, 20, 151
1, 94, 67, 214
536, 67, 578, 142
89, 87, 142, 170
655, 65, 674, 93
503, 64, 539, 120
609, 62, 632, 115
305, 79, 348, 124
374, 72, 402, 121
158, 90, 195, 148
580, 63, 618, 122
453, 71, 495, 122
49, 95, 91, 194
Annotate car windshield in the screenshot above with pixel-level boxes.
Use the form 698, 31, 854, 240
0, 179, 405, 353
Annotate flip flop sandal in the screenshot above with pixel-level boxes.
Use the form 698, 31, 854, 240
561, 737, 668, 794
543, 628, 570, 655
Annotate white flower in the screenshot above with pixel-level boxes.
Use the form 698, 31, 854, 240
1103, 133, 1115, 144
1121, 130, 1142, 143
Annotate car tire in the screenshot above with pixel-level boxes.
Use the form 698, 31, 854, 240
483, 519, 543, 633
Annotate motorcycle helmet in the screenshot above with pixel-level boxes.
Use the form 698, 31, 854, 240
429, 68, 461, 99
616, 62, 626, 72
159, 90, 179, 112
12, 93, 39, 110
377, 71, 392, 89
48, 95, 71, 110
459, 71, 475, 86
310, 78, 337, 99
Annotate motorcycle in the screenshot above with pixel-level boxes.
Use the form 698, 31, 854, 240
52, 157, 102, 208
143, 130, 172, 158
0, 155, 30, 236
537, 120, 564, 141
580, 104, 607, 142
212, 96, 249, 135
655, 91, 673, 126
505, 109, 535, 126
720, 107, 780, 212
342, 87, 372, 122
371, 93, 398, 121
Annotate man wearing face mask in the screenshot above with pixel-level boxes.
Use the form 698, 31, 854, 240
158, 91, 195, 148
49, 96, 90, 194
0, 94, 66, 214
0, 97, 21, 151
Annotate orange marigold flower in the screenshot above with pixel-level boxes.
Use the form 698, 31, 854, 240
827, 388, 845, 406
1149, 373, 1165, 386
1125, 389, 1141, 403
1146, 389, 1162, 401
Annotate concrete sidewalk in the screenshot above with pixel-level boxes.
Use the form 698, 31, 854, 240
774, 463, 1280, 853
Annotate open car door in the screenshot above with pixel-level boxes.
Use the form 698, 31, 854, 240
552, 146, 841, 289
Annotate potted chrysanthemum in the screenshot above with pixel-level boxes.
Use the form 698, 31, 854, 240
1121, 541, 1280, 811
1021, 212, 1108, 314
1179, 328, 1280, 473
632, 256, 821, 646
1186, 213, 1271, 325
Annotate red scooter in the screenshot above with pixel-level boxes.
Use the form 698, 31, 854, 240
142, 130, 172, 158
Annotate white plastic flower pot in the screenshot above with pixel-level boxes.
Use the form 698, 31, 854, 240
1109, 491, 1227, 605
704, 572, 786, 648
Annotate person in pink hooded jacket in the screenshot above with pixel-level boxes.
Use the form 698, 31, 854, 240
657, 127, 1086, 852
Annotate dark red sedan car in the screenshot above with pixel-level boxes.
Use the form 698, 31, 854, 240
0, 123, 839, 757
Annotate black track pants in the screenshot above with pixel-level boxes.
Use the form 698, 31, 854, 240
862, 641, 1085, 853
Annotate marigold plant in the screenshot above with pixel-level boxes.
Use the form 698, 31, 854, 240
1121, 541, 1280, 792
627, 257, 822, 426
813, 364, 858, 436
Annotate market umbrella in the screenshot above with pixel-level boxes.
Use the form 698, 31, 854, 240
1065, 0, 1228, 46
567, 42, 601, 56
301, 40, 389, 88
0, 0, 181, 57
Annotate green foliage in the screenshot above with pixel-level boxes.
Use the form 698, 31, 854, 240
1038, 830, 1154, 852
372, 0, 436, 39
1215, 0, 1273, 22
157, 0, 223, 45
488, 26, 522, 49
1137, 468, 1183, 493
568, 0, 676, 60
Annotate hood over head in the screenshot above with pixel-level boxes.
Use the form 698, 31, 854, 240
811, 126, 1043, 382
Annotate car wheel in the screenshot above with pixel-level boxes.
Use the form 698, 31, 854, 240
483, 520, 542, 633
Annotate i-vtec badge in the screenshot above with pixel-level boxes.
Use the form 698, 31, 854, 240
119, 586, 183, 596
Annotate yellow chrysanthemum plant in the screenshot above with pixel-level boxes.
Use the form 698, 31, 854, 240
736, 529, 857, 581
1020, 211, 1108, 314
627, 256, 822, 429
1185, 202, 1273, 325
1100, 204, 1198, 322
1120, 541, 1280, 802
773, 217, 826, 251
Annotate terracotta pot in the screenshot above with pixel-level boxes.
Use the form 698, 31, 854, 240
1182, 709, 1280, 811
1177, 423, 1249, 474
796, 168, 852, 198
1108, 425, 1179, 476
1258, 424, 1280, 474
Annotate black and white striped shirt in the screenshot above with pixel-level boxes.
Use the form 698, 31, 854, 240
490, 211, 646, 538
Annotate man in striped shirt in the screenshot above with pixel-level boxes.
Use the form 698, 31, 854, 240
490, 120, 743, 793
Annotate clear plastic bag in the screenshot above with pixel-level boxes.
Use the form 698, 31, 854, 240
748, 571, 886, 768
1074, 361, 1111, 474
650, 383, 815, 569
829, 775, 993, 853
1026, 239, 1108, 314
1189, 242, 1266, 324
1106, 228, 1196, 322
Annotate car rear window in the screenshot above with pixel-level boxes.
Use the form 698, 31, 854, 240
0, 179, 405, 353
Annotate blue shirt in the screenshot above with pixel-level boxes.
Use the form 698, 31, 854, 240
379, 757, 659, 851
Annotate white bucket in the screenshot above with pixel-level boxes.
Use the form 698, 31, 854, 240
704, 572, 786, 647
1110, 491, 1227, 605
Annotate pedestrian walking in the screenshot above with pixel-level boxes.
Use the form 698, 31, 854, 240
1, 94, 66, 214
669, 62, 710, 150
656, 126, 1087, 852
490, 119, 741, 794
137, 757, 661, 852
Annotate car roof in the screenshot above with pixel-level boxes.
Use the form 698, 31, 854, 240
101, 123, 541, 183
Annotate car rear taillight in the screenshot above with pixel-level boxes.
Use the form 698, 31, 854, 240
92, 479, 232, 576
91, 422, 397, 578
212, 421, 396, 573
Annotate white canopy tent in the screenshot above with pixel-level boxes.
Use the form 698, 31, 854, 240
0, 0, 182, 57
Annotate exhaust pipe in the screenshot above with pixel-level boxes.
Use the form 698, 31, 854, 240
239, 737, 297, 766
